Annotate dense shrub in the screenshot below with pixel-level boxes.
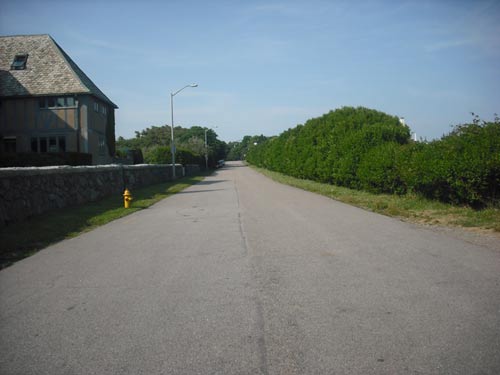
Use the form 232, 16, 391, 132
406, 121, 500, 207
176, 149, 204, 166
144, 146, 171, 164
116, 125, 227, 166
247, 106, 410, 188
143, 146, 204, 166
358, 142, 406, 194
247, 107, 499, 207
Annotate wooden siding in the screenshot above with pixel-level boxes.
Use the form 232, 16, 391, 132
0, 95, 114, 164
0, 97, 77, 153
0, 98, 78, 132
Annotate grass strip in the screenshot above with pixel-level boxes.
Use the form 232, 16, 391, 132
0, 174, 205, 269
252, 166, 500, 233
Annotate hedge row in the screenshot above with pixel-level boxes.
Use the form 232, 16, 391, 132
246, 107, 500, 207
143, 146, 206, 167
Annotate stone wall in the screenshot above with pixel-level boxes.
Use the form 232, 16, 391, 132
0, 164, 185, 227
184, 164, 201, 176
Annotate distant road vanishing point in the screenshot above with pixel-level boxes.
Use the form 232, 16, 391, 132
1, 161, 499, 374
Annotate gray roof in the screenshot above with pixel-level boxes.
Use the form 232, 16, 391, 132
0, 34, 117, 108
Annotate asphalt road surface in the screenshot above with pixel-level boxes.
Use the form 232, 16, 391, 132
1, 161, 499, 374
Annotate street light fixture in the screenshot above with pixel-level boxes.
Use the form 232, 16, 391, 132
170, 83, 198, 178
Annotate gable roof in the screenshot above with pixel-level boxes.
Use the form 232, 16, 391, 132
0, 34, 117, 108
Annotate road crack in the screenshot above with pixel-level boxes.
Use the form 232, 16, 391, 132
234, 179, 269, 375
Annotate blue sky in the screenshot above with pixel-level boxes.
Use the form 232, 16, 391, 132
2, 0, 499, 142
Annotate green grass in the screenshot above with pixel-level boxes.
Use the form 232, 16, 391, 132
252, 166, 500, 233
0, 174, 206, 269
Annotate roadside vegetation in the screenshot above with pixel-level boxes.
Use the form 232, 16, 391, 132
116, 125, 227, 167
226, 134, 268, 161
245, 106, 499, 232
247, 107, 499, 208
0, 175, 205, 269
253, 166, 500, 233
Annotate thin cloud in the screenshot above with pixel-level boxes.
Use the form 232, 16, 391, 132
424, 38, 475, 52
422, 0, 500, 55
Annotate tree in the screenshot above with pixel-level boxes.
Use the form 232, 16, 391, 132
116, 124, 228, 168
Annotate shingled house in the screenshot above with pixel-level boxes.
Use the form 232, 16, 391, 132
0, 34, 118, 165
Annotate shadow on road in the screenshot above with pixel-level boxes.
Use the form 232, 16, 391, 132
178, 189, 225, 194
195, 179, 227, 185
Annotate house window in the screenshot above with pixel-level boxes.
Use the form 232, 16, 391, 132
31, 136, 66, 153
101, 105, 107, 115
49, 137, 58, 152
31, 138, 38, 152
39, 96, 77, 109
94, 102, 99, 112
3, 137, 17, 153
47, 97, 56, 108
98, 136, 106, 155
40, 138, 47, 152
58, 136, 66, 152
11, 54, 28, 70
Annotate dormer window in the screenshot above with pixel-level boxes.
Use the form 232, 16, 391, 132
11, 54, 28, 70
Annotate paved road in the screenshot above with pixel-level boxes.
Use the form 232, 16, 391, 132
1, 161, 499, 374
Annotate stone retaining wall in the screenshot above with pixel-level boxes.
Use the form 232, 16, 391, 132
184, 164, 201, 176
0, 164, 185, 227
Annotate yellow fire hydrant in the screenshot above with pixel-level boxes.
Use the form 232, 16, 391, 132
123, 189, 133, 208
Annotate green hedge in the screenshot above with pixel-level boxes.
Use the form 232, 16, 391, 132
248, 106, 410, 186
405, 122, 500, 207
143, 146, 204, 166
247, 107, 500, 207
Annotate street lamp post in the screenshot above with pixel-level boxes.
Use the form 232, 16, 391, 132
170, 83, 198, 178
